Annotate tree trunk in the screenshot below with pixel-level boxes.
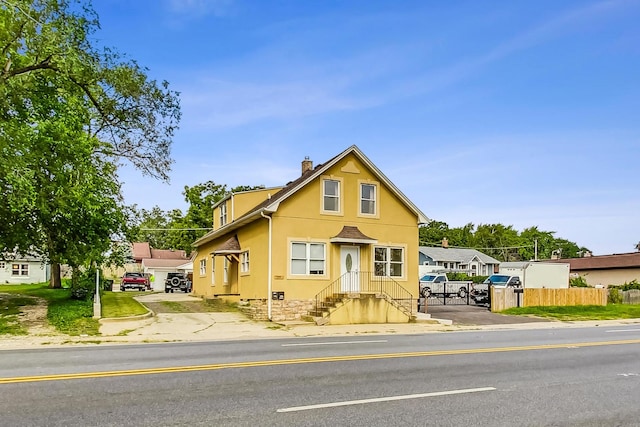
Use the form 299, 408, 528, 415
49, 263, 62, 288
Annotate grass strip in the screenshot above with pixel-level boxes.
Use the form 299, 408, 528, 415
502, 304, 640, 321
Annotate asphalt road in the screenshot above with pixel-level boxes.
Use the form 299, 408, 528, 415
2, 326, 640, 426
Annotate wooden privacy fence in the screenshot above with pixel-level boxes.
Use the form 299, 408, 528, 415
491, 287, 608, 312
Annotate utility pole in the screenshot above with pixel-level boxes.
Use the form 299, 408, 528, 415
534, 239, 538, 261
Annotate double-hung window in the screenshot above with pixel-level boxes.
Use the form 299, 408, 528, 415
219, 203, 227, 226
12, 264, 28, 276
323, 179, 340, 212
241, 251, 250, 273
374, 247, 404, 277
199, 259, 206, 276
0, 261, 5, 269
291, 242, 325, 275
211, 257, 216, 285
223, 258, 229, 283
360, 183, 376, 215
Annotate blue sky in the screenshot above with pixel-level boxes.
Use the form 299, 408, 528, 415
93, 0, 640, 256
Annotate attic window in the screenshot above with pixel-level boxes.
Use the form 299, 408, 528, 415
219, 203, 227, 226
323, 179, 340, 212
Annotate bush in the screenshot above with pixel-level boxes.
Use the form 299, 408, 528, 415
621, 280, 640, 291
570, 276, 589, 288
608, 288, 623, 304
70, 269, 98, 300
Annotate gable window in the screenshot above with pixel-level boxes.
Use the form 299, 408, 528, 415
240, 251, 250, 273
199, 259, 206, 276
291, 242, 325, 275
223, 258, 229, 283
219, 203, 227, 226
360, 183, 376, 215
323, 179, 340, 212
374, 247, 403, 277
12, 264, 28, 276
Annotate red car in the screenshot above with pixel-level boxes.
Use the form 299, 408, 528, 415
120, 272, 150, 291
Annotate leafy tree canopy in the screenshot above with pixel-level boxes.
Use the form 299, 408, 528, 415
0, 0, 180, 287
130, 182, 265, 254
419, 220, 590, 262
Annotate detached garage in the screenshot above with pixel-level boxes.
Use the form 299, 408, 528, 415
142, 259, 191, 291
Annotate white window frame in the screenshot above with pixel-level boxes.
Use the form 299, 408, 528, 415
0, 261, 5, 269
290, 242, 326, 276
374, 246, 404, 278
321, 178, 342, 214
211, 256, 216, 285
240, 251, 250, 273
199, 259, 206, 276
12, 264, 28, 277
223, 258, 229, 283
359, 183, 377, 215
219, 202, 227, 226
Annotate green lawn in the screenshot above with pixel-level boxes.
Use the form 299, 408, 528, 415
0, 283, 100, 335
502, 304, 640, 321
100, 291, 149, 318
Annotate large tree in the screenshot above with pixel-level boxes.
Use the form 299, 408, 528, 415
0, 0, 180, 287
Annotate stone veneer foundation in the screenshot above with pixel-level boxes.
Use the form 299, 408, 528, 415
239, 299, 315, 322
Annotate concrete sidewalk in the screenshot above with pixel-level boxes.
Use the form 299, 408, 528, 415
2, 293, 640, 350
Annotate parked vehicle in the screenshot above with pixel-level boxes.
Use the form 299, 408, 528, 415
471, 274, 522, 305
499, 262, 570, 289
165, 272, 192, 293
419, 274, 472, 298
120, 272, 150, 291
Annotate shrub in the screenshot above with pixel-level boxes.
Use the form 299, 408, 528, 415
621, 280, 640, 291
570, 276, 589, 288
608, 288, 623, 304
70, 269, 98, 300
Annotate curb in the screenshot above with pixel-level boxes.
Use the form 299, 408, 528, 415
98, 309, 154, 324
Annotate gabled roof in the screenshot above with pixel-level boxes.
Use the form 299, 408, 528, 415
149, 248, 189, 260
194, 145, 430, 247
419, 246, 501, 265
132, 242, 151, 260
1, 252, 45, 263
549, 252, 640, 270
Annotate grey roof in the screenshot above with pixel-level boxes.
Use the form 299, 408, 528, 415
418, 246, 501, 265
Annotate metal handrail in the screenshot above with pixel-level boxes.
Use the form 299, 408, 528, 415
313, 272, 414, 319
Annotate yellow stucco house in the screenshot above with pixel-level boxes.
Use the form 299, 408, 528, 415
192, 145, 429, 324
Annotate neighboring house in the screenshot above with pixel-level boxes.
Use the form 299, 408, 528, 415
549, 252, 640, 287
129, 242, 190, 290
0, 253, 49, 284
192, 145, 429, 323
418, 245, 500, 276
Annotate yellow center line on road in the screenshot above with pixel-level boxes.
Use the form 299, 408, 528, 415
2, 338, 639, 384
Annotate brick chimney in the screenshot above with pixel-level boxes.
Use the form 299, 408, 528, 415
301, 156, 313, 175
442, 238, 449, 248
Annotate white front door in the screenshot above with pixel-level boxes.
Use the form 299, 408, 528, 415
340, 246, 360, 292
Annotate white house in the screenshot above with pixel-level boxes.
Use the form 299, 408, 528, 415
0, 253, 49, 284
418, 246, 500, 276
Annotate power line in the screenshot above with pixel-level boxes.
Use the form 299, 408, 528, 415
420, 241, 534, 250
139, 228, 213, 231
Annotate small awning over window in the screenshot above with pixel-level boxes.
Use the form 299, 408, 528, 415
330, 226, 377, 244
211, 235, 242, 256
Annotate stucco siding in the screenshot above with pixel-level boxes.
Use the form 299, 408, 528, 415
576, 268, 640, 287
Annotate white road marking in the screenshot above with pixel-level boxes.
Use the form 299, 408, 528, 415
618, 373, 640, 377
281, 340, 388, 347
606, 329, 640, 333
277, 387, 496, 413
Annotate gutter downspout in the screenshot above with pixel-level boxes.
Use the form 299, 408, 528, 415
261, 211, 273, 320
